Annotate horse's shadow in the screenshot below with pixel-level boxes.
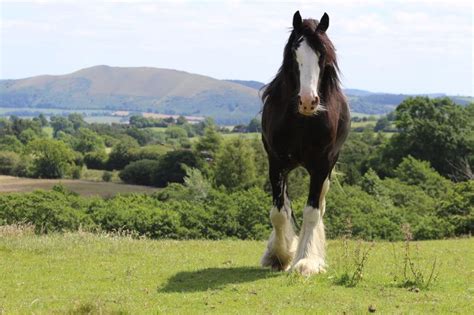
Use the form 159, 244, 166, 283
159, 266, 279, 293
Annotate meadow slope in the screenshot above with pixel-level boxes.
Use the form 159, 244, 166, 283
0, 232, 472, 314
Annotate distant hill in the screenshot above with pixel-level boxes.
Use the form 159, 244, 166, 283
225, 80, 265, 90
1, 66, 472, 123
230, 80, 472, 115
0, 66, 261, 124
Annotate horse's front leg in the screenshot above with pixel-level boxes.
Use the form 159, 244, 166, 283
261, 161, 298, 271
292, 166, 330, 276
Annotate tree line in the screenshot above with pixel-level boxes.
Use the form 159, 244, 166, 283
0, 97, 472, 240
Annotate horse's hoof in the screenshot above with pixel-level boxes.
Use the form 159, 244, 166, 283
261, 252, 291, 271
291, 258, 326, 276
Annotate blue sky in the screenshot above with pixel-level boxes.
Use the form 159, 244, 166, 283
1, 0, 472, 95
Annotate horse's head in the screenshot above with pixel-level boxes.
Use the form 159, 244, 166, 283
288, 11, 335, 116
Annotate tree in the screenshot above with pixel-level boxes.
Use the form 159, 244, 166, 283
73, 128, 105, 153
165, 126, 188, 139
18, 128, 39, 144
119, 159, 159, 185
394, 156, 451, 198
68, 113, 86, 130
365, 98, 473, 180
84, 150, 108, 169
213, 138, 257, 191
38, 114, 49, 127
0, 135, 23, 153
247, 118, 262, 133
107, 137, 139, 170
50, 116, 74, 137
385, 97, 473, 181
0, 118, 13, 136
194, 125, 223, 160
192, 117, 217, 136
152, 150, 203, 187
27, 138, 75, 178
0, 151, 20, 175
374, 116, 390, 132
176, 115, 187, 125
126, 127, 154, 146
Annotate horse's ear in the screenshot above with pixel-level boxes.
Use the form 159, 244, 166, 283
316, 12, 329, 32
293, 11, 302, 31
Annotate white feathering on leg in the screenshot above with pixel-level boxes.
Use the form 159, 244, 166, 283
261, 203, 298, 271
292, 178, 330, 276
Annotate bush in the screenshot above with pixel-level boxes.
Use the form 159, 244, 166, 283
119, 160, 159, 186
107, 138, 139, 170
213, 138, 257, 191
84, 150, 108, 169
102, 171, 113, 182
152, 150, 203, 187
71, 166, 82, 179
27, 138, 75, 179
130, 145, 169, 161
0, 151, 20, 175
0, 189, 93, 233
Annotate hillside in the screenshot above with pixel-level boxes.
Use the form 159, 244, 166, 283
1, 66, 472, 123
230, 81, 473, 115
0, 66, 261, 124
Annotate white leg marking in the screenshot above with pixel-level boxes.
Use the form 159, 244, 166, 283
261, 201, 298, 271
292, 178, 330, 276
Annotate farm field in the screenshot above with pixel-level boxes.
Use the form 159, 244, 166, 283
0, 232, 472, 314
0, 176, 157, 197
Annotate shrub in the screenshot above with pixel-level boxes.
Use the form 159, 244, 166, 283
102, 171, 113, 182
213, 138, 257, 191
0, 189, 93, 233
0, 151, 20, 175
84, 150, 108, 169
119, 159, 159, 186
71, 166, 82, 179
27, 138, 75, 179
107, 137, 139, 170
152, 150, 203, 187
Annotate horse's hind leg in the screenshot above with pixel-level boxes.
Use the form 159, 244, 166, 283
292, 166, 330, 276
261, 161, 298, 271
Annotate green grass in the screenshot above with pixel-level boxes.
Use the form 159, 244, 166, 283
221, 132, 260, 140
351, 112, 381, 118
83, 116, 126, 124
81, 169, 121, 183
351, 121, 376, 128
0, 232, 472, 314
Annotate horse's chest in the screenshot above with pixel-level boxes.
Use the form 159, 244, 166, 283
269, 121, 330, 161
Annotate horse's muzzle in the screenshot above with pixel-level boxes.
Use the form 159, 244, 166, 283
298, 95, 320, 116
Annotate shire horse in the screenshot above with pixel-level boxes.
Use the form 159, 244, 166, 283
261, 11, 350, 276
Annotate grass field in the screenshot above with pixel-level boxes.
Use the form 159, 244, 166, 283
0, 176, 156, 197
221, 132, 260, 140
0, 231, 472, 314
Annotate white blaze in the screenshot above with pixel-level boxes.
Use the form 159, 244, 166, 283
295, 39, 320, 103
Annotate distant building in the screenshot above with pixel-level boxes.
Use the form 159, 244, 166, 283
142, 113, 205, 124
112, 111, 130, 117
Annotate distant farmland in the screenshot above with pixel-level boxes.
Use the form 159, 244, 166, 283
0, 176, 157, 197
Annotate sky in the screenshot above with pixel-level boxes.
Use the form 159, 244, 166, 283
1, 0, 473, 95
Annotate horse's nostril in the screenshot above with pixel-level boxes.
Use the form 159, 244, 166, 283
304, 106, 307, 110
311, 106, 315, 110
